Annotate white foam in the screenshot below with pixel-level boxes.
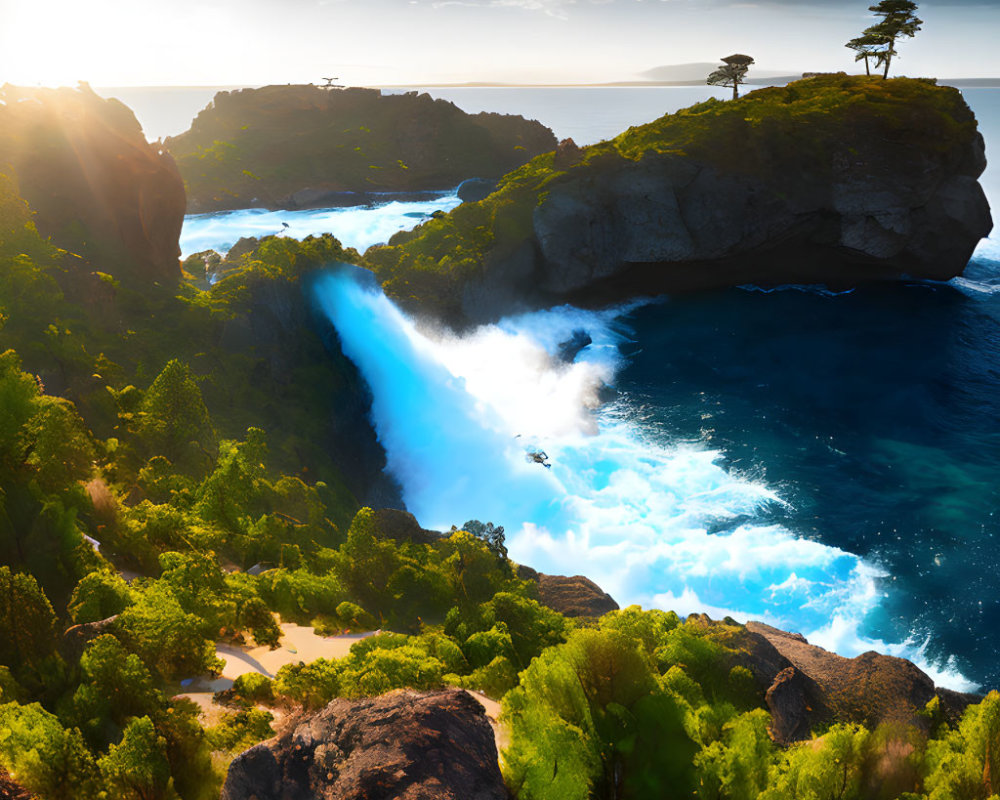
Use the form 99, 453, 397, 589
313, 267, 979, 692
179, 195, 461, 258
972, 233, 1000, 264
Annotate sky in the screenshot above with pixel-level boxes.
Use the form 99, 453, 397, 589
2, 0, 999, 86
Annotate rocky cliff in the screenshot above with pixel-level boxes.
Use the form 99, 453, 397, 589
165, 85, 557, 213
708, 617, 978, 745
367, 75, 993, 326
221, 689, 507, 800
0, 83, 185, 285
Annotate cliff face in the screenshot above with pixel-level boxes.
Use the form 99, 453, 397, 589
0, 84, 185, 285
367, 75, 993, 326
221, 689, 507, 800
164, 85, 557, 213
727, 619, 978, 745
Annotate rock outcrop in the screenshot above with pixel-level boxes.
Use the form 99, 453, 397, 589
221, 688, 508, 800
0, 769, 34, 800
516, 566, 620, 617
744, 621, 978, 744
0, 83, 185, 284
165, 85, 557, 213
369, 75, 993, 327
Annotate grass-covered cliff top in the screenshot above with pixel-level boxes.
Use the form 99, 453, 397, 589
365, 74, 984, 320
164, 85, 557, 211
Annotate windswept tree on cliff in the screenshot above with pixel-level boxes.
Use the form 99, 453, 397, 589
707, 54, 755, 100
846, 31, 891, 76
850, 1, 922, 79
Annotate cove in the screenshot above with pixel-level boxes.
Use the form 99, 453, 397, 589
312, 263, 980, 693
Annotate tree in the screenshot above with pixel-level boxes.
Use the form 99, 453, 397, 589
502, 628, 697, 800
708, 54, 755, 100
134, 360, 216, 472
846, 30, 891, 76
861, 1, 922, 79
460, 519, 508, 562
0, 567, 57, 674
98, 716, 172, 800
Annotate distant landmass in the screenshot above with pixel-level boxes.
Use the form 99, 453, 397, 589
640, 62, 796, 83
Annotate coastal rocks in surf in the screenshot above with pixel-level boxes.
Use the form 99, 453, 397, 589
458, 178, 498, 204
221, 688, 507, 800
744, 621, 979, 744
369, 75, 993, 326
0, 83, 185, 285
164, 85, 557, 213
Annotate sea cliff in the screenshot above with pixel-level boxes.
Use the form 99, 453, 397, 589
365, 75, 994, 326
164, 85, 557, 213
0, 83, 185, 286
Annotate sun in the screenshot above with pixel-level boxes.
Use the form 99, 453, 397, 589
0, 0, 204, 88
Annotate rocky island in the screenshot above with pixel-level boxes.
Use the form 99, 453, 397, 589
365, 74, 993, 326
164, 85, 557, 213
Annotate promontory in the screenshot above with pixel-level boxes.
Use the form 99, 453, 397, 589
164, 85, 557, 213
364, 74, 993, 326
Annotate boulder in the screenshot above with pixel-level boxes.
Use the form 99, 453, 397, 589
373, 508, 442, 545
517, 566, 620, 617
458, 178, 498, 204
221, 688, 508, 800
0, 83, 185, 285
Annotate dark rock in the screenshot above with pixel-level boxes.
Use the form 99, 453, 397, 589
765, 667, 815, 745
221, 688, 508, 800
0, 83, 185, 285
458, 178, 498, 204
552, 138, 583, 170
556, 329, 592, 363
746, 621, 979, 739
60, 615, 119, 663
373, 508, 443, 545
0, 768, 35, 800
165, 85, 557, 213
374, 76, 993, 327
535, 573, 619, 618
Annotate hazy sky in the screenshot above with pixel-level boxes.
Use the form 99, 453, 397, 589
2, 0, 1000, 86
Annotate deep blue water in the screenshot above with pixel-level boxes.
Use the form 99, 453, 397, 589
614, 262, 1000, 688
181, 85, 1000, 692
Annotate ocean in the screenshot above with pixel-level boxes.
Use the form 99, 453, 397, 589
174, 85, 1000, 693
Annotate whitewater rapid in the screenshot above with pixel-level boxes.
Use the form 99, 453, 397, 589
179, 194, 462, 258
313, 264, 978, 693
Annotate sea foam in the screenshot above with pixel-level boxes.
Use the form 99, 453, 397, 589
179, 195, 462, 258
313, 266, 979, 693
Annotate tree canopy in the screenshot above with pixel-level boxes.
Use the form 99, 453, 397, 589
848, 1, 922, 78
708, 54, 755, 100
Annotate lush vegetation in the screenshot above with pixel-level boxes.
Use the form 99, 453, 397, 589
2, 112, 999, 800
165, 85, 556, 212
366, 74, 980, 322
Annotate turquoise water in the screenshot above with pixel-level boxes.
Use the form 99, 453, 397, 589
181, 86, 1000, 693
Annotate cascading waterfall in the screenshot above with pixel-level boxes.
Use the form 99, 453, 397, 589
313, 263, 978, 693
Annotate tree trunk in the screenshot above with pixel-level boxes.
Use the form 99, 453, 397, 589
733, 79, 739, 101
882, 49, 892, 79
864, 56, 870, 76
